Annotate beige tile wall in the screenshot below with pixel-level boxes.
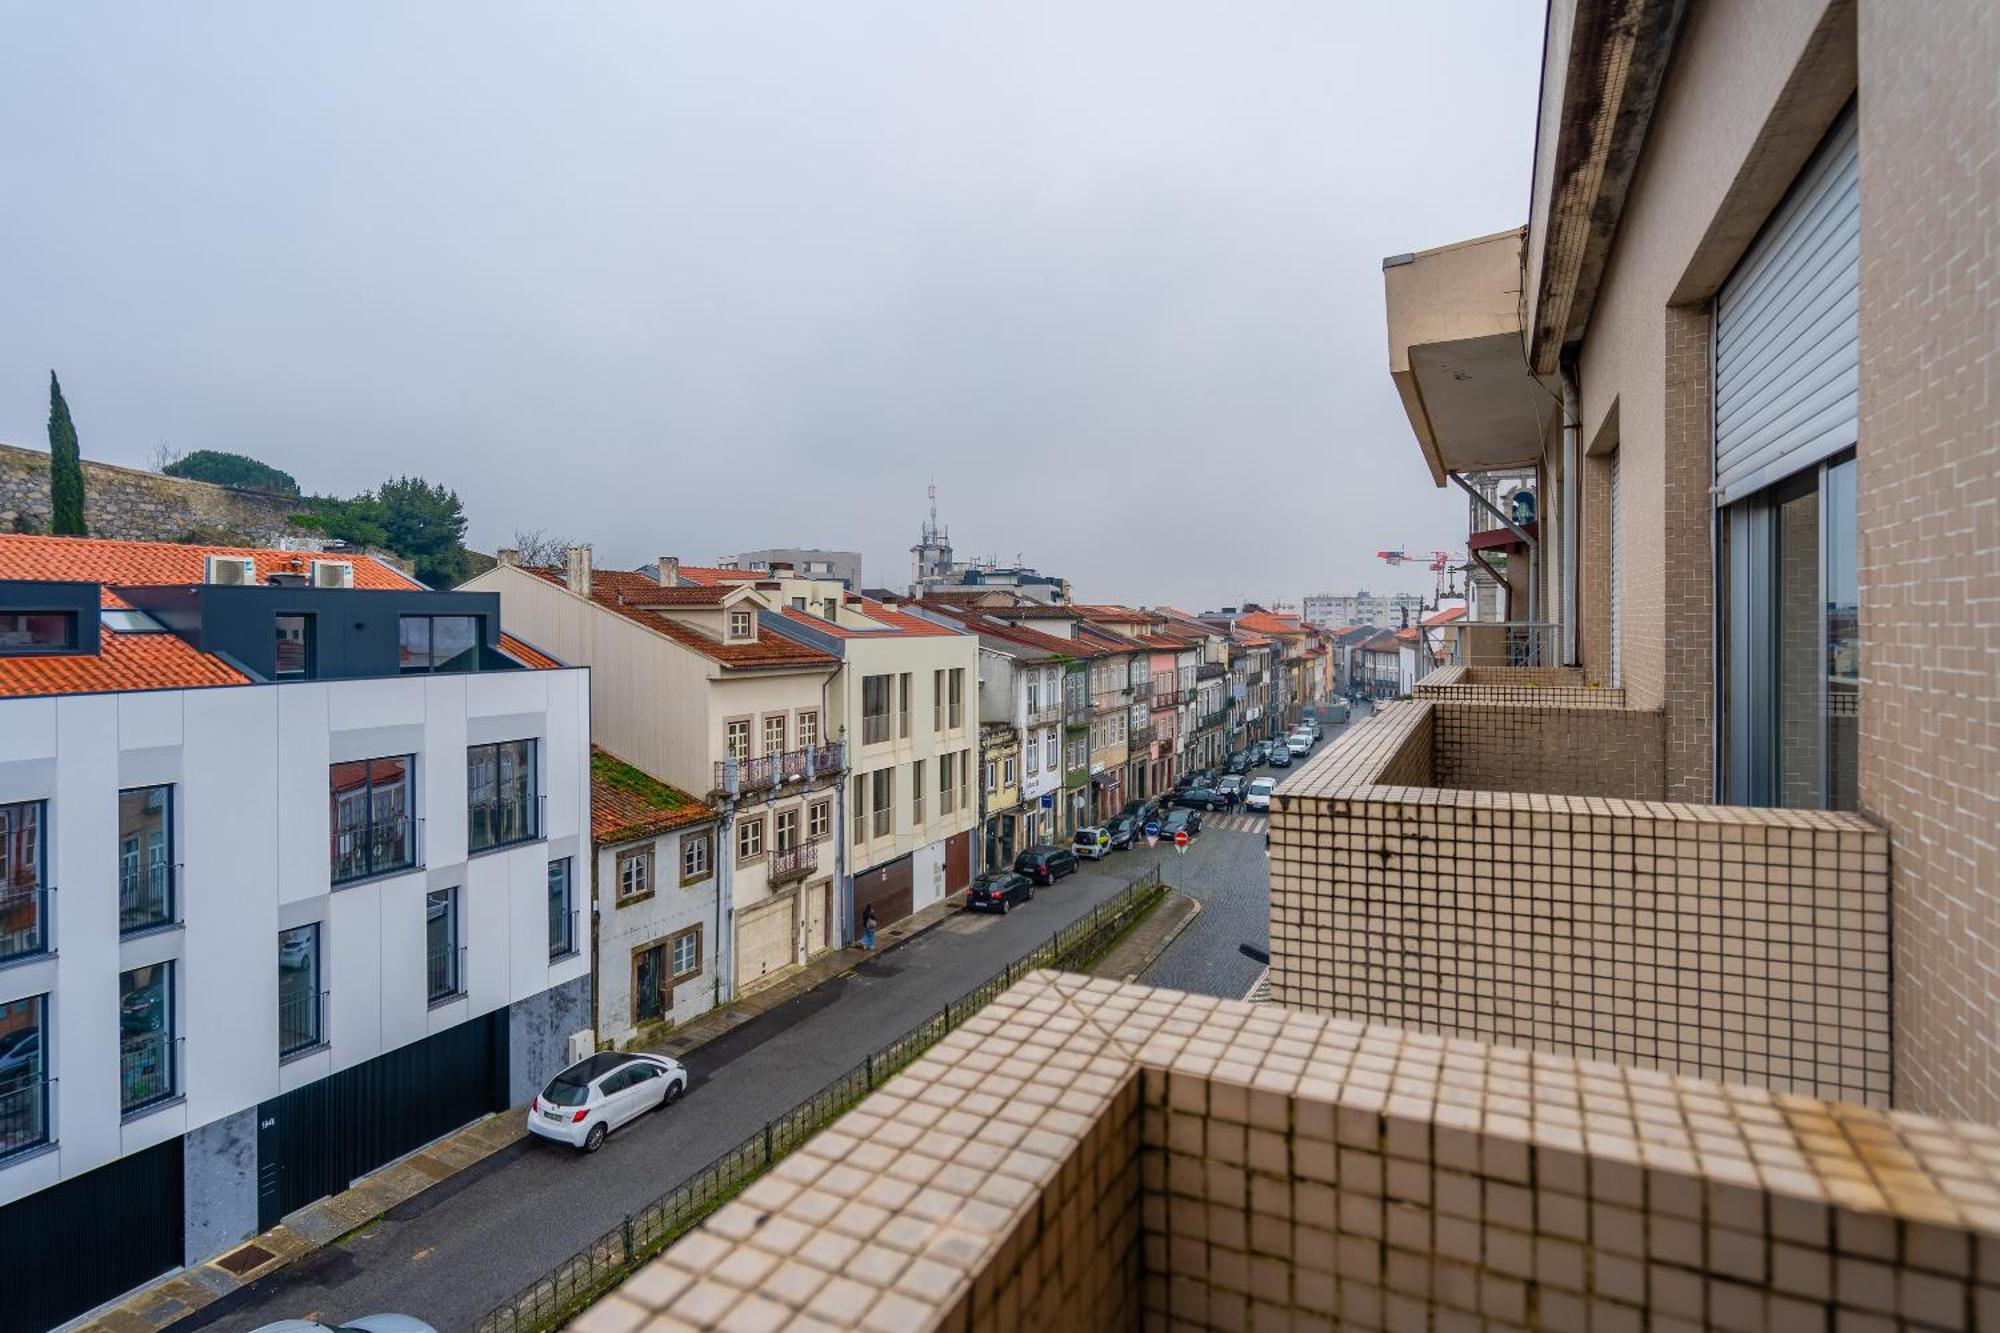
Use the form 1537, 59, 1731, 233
1433, 699, 1665, 800
592, 974, 2000, 1332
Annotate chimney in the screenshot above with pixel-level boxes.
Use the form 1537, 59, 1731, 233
657, 556, 679, 587
564, 545, 593, 598
497, 548, 521, 567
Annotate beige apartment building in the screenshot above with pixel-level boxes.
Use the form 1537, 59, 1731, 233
461, 550, 845, 998
567, 3, 2000, 1328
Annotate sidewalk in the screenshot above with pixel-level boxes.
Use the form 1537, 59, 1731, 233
1086, 888, 1199, 982
67, 891, 972, 1333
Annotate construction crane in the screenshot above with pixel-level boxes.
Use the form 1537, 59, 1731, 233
1374, 548, 1461, 573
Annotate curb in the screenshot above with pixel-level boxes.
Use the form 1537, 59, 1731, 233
1119, 892, 1202, 982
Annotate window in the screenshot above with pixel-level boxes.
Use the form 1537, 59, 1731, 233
728, 609, 753, 640
426, 888, 461, 1003
985, 760, 997, 794
118, 785, 174, 933
870, 768, 893, 838
398, 615, 481, 673
912, 759, 926, 826
0, 995, 49, 1158
774, 808, 798, 852
331, 756, 415, 883
933, 669, 946, 733
958, 748, 971, 814
1026, 675, 1041, 715
898, 673, 912, 738
0, 611, 76, 653
798, 711, 820, 751
120, 963, 175, 1113
852, 774, 867, 845
467, 739, 538, 852
671, 928, 700, 978
862, 675, 893, 745
278, 925, 321, 1057
0, 800, 47, 962
1004, 756, 1016, 787
616, 845, 654, 902
737, 815, 764, 863
949, 669, 964, 729
681, 832, 712, 883
548, 858, 575, 958
726, 719, 752, 762
274, 614, 314, 677
938, 753, 955, 816
763, 714, 787, 757
808, 800, 830, 842
1025, 733, 1039, 773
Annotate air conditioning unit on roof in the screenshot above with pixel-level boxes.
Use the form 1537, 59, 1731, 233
203, 555, 256, 585
310, 560, 355, 589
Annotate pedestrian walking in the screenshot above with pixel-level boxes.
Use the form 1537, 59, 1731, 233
861, 904, 878, 951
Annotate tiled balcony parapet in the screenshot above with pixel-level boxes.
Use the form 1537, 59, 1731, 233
1415, 662, 1627, 709
586, 973, 2000, 1333
1271, 700, 1892, 1106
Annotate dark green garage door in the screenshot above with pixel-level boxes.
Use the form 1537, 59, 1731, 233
0, 1137, 183, 1333
257, 1010, 508, 1230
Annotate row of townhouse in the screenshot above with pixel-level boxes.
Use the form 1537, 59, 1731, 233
0, 536, 591, 1331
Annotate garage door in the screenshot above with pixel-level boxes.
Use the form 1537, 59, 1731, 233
803, 880, 830, 956
853, 853, 914, 936
944, 830, 973, 895
0, 1137, 183, 1333
1714, 104, 1858, 506
736, 893, 796, 989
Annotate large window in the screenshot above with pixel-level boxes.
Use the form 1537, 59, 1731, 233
118, 785, 174, 933
617, 845, 654, 902
736, 815, 764, 863
399, 614, 481, 673
331, 756, 415, 883
548, 858, 575, 959
798, 710, 820, 751
0, 611, 76, 653
274, 614, 314, 678
870, 768, 893, 839
681, 832, 712, 884
862, 674, 893, 745
468, 739, 538, 852
426, 887, 461, 1003
278, 924, 321, 1057
0, 995, 48, 1159
1721, 454, 1858, 810
119, 963, 175, 1113
763, 714, 787, 757
0, 800, 47, 962
808, 800, 830, 842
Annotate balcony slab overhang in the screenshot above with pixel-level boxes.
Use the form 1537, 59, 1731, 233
1384, 229, 1557, 485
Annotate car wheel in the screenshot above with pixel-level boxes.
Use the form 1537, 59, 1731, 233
1000, 896, 1011, 914
1026, 884, 1035, 900
582, 1122, 608, 1153
664, 1079, 685, 1107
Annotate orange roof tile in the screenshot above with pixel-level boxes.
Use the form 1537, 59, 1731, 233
1422, 606, 1467, 626
525, 566, 839, 670
675, 565, 764, 586
0, 534, 418, 607
0, 630, 249, 698
590, 747, 716, 843
499, 633, 563, 669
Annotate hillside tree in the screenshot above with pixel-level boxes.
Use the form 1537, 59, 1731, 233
46, 371, 85, 536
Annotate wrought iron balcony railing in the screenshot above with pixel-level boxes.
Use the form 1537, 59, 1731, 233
769, 842, 818, 885
715, 743, 845, 795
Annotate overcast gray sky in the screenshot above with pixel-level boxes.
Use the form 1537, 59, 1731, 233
0, 2, 1542, 609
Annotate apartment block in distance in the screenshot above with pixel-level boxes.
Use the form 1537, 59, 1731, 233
565, 3, 2000, 1329
0, 536, 589, 1332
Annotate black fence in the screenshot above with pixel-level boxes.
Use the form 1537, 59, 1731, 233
476, 866, 1166, 1333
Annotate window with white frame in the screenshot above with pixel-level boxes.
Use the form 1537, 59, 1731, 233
808, 800, 830, 841
728, 609, 753, 640
798, 710, 819, 750
763, 713, 786, 756
1025, 733, 1039, 772
726, 719, 751, 761
681, 832, 711, 883
737, 815, 764, 862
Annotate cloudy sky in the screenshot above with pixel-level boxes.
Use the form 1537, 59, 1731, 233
0, 2, 1542, 609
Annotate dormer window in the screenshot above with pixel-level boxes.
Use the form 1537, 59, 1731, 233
0, 611, 77, 654
728, 610, 754, 641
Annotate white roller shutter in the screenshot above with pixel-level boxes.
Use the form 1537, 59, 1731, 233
736, 893, 797, 988
1714, 106, 1858, 506
1608, 451, 1621, 688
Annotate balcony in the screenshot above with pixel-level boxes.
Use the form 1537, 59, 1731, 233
767, 842, 818, 886
1126, 678, 1152, 702
1127, 723, 1156, 749
713, 743, 844, 795
1196, 661, 1225, 681
1269, 680, 1890, 1107
1089, 691, 1126, 717
1195, 707, 1228, 732
1025, 697, 1062, 727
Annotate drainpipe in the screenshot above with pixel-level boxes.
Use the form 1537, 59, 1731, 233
717, 773, 736, 1005
1560, 363, 1580, 666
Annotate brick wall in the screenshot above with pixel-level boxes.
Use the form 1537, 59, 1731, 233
1433, 700, 1665, 800
0, 441, 307, 544
1857, 0, 2000, 1123
1661, 303, 1716, 802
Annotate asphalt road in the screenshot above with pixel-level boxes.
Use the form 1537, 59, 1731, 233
188, 869, 1136, 1333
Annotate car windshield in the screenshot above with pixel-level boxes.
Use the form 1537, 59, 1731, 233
1250, 779, 1274, 793
543, 1075, 593, 1107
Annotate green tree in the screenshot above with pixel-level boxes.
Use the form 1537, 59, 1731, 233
290, 476, 469, 587
163, 449, 300, 495
46, 371, 85, 536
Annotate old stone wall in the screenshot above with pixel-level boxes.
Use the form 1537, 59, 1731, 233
0, 441, 308, 544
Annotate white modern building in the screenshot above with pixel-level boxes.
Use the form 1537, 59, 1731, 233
1301, 588, 1426, 628
0, 537, 589, 1332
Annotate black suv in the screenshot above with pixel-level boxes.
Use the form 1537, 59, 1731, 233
1223, 751, 1253, 776
1014, 845, 1080, 885
1172, 786, 1231, 811
968, 871, 1034, 914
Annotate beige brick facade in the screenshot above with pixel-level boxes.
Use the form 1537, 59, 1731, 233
1855, 0, 2000, 1122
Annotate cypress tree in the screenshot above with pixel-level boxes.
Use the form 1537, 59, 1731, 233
47, 371, 86, 536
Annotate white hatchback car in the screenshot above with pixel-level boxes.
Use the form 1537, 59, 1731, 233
528, 1051, 688, 1153
1244, 777, 1276, 812
1286, 733, 1313, 757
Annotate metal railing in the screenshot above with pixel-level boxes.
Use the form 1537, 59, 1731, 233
469, 794, 541, 855
1128, 679, 1153, 702
333, 813, 420, 884
768, 843, 817, 885
1025, 699, 1062, 726
279, 988, 328, 1059
0, 879, 50, 962
861, 713, 892, 746
118, 863, 177, 934
476, 867, 1167, 1333
1437, 620, 1559, 672
429, 944, 467, 1004
1129, 724, 1157, 748
714, 744, 844, 794
1197, 708, 1230, 732
120, 1032, 181, 1115
1197, 662, 1226, 681
0, 1074, 51, 1161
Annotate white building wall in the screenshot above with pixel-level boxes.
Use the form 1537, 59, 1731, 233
0, 665, 591, 1210
593, 823, 720, 1047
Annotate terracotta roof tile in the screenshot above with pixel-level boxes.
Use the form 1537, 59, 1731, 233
525, 566, 838, 669
0, 533, 418, 607
675, 565, 763, 586
0, 631, 248, 698
590, 747, 716, 843
498, 633, 563, 669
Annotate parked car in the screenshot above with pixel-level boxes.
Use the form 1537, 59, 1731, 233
1249, 740, 1273, 764
1216, 774, 1247, 805
1121, 797, 1160, 826
1322, 701, 1350, 724
1286, 733, 1313, 757
1072, 826, 1112, 860
1161, 808, 1203, 839
528, 1051, 688, 1153
1172, 786, 1230, 811
1015, 845, 1079, 884
1223, 751, 1253, 776
1267, 744, 1291, 768
1104, 815, 1139, 849
968, 870, 1034, 913
1244, 777, 1276, 812
253, 1318, 436, 1333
